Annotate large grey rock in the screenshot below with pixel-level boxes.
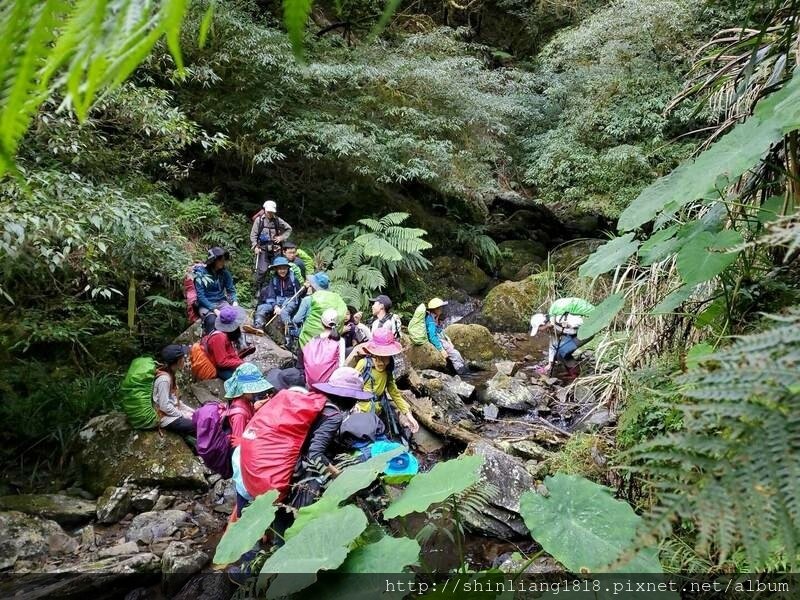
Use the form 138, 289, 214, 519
131, 489, 159, 513
574, 408, 615, 432
0, 494, 96, 526
96, 486, 132, 524
187, 380, 225, 407
126, 510, 192, 544
245, 334, 294, 372
403, 335, 447, 372
550, 239, 604, 272
463, 443, 534, 539
481, 275, 549, 332
498, 554, 563, 574
0, 511, 77, 570
480, 373, 550, 411
498, 240, 547, 281
53, 551, 161, 574
416, 370, 472, 424
412, 425, 445, 454
161, 541, 209, 596
98, 541, 140, 558
78, 413, 207, 496
430, 256, 491, 295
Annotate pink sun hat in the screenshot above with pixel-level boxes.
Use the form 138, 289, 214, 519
364, 329, 403, 357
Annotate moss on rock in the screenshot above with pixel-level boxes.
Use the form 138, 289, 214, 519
430, 256, 491, 295
402, 334, 447, 371
498, 240, 547, 281
481, 275, 550, 332
444, 323, 508, 368
77, 412, 207, 496
0, 494, 95, 526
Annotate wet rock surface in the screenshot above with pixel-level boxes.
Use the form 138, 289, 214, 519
77, 413, 207, 496
125, 510, 192, 544
480, 372, 551, 412
0, 494, 96, 526
96, 486, 132, 524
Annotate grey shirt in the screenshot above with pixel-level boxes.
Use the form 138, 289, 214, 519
152, 373, 193, 427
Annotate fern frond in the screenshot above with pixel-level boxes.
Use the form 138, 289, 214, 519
379, 212, 410, 227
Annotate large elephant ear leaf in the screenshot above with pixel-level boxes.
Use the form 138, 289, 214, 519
676, 230, 743, 285
578, 233, 640, 279
519, 474, 662, 573
578, 293, 624, 340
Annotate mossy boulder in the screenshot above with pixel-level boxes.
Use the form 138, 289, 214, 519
444, 323, 508, 368
498, 240, 547, 281
402, 334, 447, 372
77, 413, 207, 496
0, 494, 96, 526
0, 511, 76, 570
550, 239, 604, 272
481, 275, 549, 332
430, 256, 491, 295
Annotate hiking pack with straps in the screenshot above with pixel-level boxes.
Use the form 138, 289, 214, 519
298, 289, 347, 347
549, 297, 595, 318
192, 401, 250, 478
183, 262, 206, 324
190, 332, 219, 381
407, 303, 428, 345
302, 336, 345, 387
359, 357, 403, 441
120, 357, 160, 430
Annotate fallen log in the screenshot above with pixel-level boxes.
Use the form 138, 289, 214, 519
404, 394, 488, 447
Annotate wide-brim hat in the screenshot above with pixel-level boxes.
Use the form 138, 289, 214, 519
265, 367, 306, 391
216, 306, 247, 332
269, 256, 290, 269
312, 366, 373, 401
371, 440, 419, 478
364, 328, 403, 356
427, 297, 448, 310
224, 363, 273, 398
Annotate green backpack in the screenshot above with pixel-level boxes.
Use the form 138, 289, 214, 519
120, 357, 159, 430
549, 297, 595, 318
299, 290, 347, 348
408, 303, 428, 345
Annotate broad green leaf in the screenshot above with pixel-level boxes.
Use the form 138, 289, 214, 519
285, 446, 404, 540
686, 342, 714, 369
283, 0, 313, 58
578, 233, 640, 279
578, 293, 624, 340
677, 230, 743, 285
695, 298, 726, 329
384, 454, 483, 519
618, 68, 800, 232
212, 490, 279, 565
649, 284, 695, 315
369, 0, 403, 40
260, 504, 368, 598
519, 474, 662, 573
339, 535, 420, 573
638, 225, 679, 266
757, 195, 788, 224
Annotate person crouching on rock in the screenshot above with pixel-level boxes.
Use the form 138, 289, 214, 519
529, 297, 596, 381
346, 329, 419, 441
425, 297, 469, 376
153, 345, 196, 438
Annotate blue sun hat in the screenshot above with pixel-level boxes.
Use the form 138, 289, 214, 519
224, 363, 273, 398
370, 440, 419, 483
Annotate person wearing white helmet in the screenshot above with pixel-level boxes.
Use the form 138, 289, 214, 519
250, 199, 293, 295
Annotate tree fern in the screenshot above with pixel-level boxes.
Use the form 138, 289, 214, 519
625, 310, 800, 569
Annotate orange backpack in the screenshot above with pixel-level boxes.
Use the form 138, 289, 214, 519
190, 333, 219, 381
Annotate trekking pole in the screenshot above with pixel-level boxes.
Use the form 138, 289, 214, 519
262, 286, 305, 329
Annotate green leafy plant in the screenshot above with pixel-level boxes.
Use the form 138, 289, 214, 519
316, 212, 432, 306
213, 490, 280, 565
454, 224, 502, 271
519, 473, 663, 572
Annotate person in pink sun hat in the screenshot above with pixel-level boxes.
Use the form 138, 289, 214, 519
346, 329, 419, 440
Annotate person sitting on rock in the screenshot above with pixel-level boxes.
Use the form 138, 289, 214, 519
206, 306, 248, 381
369, 294, 402, 339
281, 241, 306, 282
529, 297, 596, 380
224, 363, 275, 448
425, 297, 468, 376
249, 257, 301, 334
153, 344, 196, 437
251, 200, 293, 295
342, 305, 371, 356
194, 247, 238, 317
346, 329, 419, 439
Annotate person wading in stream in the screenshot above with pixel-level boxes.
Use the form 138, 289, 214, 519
425, 297, 469, 376
529, 297, 596, 381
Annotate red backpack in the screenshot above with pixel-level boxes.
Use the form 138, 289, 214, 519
240, 389, 327, 500
192, 401, 250, 478
302, 336, 344, 387
183, 263, 206, 324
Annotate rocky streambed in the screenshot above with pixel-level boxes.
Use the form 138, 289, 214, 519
0, 271, 617, 595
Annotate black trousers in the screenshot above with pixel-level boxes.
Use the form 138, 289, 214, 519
164, 417, 195, 436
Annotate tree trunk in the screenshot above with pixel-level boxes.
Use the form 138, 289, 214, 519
128, 277, 136, 333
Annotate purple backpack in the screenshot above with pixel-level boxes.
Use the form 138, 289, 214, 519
192, 402, 247, 478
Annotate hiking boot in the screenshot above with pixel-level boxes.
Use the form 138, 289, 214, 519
242, 324, 265, 336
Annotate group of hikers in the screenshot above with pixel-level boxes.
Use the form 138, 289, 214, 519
122, 199, 596, 570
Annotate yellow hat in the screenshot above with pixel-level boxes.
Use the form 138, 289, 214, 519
427, 297, 448, 310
